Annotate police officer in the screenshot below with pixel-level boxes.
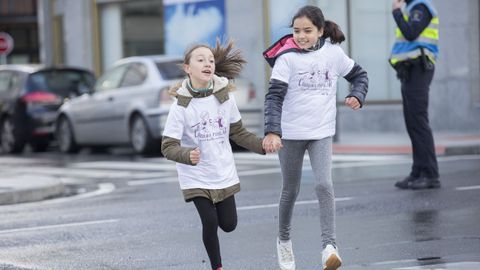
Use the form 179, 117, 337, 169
389, 0, 440, 190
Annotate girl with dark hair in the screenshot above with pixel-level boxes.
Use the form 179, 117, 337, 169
263, 5, 369, 270
161, 40, 265, 270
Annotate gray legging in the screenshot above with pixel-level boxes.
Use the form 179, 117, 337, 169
278, 137, 336, 248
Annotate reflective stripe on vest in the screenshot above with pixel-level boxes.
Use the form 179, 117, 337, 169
390, 0, 439, 65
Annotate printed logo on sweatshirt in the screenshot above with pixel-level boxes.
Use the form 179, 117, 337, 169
191, 109, 227, 142
297, 63, 334, 95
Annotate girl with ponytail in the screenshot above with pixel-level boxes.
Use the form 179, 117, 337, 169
263, 5, 369, 270
161, 40, 265, 270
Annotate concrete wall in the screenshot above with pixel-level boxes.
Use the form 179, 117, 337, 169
226, 0, 267, 100
338, 0, 480, 133
55, 0, 95, 70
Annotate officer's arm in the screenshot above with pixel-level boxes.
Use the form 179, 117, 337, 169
393, 4, 433, 41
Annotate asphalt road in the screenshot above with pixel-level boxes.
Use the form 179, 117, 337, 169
0, 152, 478, 270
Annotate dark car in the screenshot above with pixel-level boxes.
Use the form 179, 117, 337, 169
0, 65, 95, 153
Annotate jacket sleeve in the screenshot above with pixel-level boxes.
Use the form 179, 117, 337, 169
161, 136, 196, 165
344, 63, 369, 107
229, 120, 265, 155
393, 4, 432, 41
264, 79, 288, 137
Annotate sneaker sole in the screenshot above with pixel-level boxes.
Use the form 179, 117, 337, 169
324, 254, 342, 270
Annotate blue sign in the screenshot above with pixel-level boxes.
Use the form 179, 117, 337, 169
163, 0, 226, 56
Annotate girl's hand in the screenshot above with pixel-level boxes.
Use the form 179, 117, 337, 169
345, 97, 361, 110
262, 133, 283, 153
190, 148, 200, 165
392, 0, 404, 10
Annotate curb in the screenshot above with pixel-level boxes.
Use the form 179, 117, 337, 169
333, 143, 480, 156
0, 176, 65, 205
445, 144, 480, 156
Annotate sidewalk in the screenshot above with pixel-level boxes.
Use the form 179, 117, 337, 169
333, 132, 480, 155
1, 131, 479, 206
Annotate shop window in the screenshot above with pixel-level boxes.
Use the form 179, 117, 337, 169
122, 0, 164, 56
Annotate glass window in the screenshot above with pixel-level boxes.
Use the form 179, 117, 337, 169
0, 72, 11, 92
26, 69, 96, 97
348, 0, 401, 101
121, 63, 147, 87
122, 0, 164, 56
95, 65, 129, 92
155, 60, 184, 80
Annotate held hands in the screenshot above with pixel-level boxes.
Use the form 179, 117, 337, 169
392, 0, 404, 10
190, 147, 200, 165
262, 133, 283, 153
345, 97, 361, 110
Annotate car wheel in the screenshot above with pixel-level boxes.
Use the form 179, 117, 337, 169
0, 117, 26, 153
57, 116, 79, 153
130, 115, 158, 155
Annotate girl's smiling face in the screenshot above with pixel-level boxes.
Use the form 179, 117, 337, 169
292, 16, 324, 49
184, 46, 215, 88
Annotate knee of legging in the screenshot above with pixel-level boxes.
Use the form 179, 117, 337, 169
315, 182, 333, 195
219, 219, 237, 233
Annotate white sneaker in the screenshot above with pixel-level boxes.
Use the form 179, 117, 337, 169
276, 238, 295, 270
322, 244, 342, 270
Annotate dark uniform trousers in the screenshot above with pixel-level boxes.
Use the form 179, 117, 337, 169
401, 61, 439, 178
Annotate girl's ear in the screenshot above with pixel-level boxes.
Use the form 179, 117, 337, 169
183, 64, 190, 74
318, 28, 324, 38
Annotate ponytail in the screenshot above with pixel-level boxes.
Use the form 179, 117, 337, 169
324, 20, 345, 44
211, 39, 246, 79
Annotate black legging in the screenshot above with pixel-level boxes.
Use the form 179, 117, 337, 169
193, 196, 237, 270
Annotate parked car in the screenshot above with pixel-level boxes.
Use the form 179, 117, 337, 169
55, 55, 263, 155
0, 64, 95, 153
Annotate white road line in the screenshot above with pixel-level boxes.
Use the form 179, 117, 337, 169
456, 185, 480, 191
127, 177, 179, 186
237, 197, 353, 211
70, 162, 175, 171
392, 262, 480, 269
38, 183, 116, 205
0, 219, 118, 235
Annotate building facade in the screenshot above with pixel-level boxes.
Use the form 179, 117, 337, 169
2, 0, 479, 133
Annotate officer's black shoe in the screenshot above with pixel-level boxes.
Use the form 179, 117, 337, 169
411, 176, 441, 190
394, 175, 418, 189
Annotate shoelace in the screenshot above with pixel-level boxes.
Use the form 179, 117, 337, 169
279, 243, 294, 262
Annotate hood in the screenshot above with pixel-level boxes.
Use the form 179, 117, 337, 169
169, 74, 230, 98
169, 74, 234, 107
263, 34, 302, 67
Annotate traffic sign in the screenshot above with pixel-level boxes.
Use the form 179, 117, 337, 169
0, 32, 14, 56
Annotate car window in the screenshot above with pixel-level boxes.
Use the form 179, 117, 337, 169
26, 69, 95, 97
0, 71, 12, 93
155, 60, 185, 80
96, 64, 129, 92
120, 63, 147, 87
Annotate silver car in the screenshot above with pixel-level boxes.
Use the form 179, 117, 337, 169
56, 55, 262, 155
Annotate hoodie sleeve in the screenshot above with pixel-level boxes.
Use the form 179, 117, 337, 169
161, 136, 196, 165
229, 120, 265, 154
